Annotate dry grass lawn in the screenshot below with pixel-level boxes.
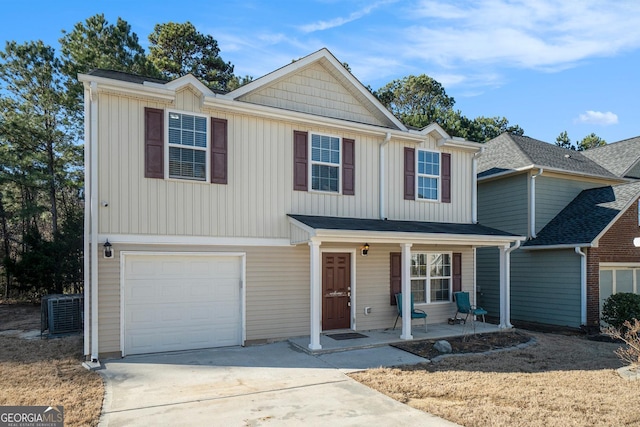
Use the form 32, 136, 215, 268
352, 332, 640, 427
0, 303, 103, 427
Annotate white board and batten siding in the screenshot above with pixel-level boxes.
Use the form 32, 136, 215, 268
96, 88, 477, 239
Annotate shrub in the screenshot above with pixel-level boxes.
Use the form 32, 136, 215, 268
604, 319, 640, 369
601, 293, 640, 329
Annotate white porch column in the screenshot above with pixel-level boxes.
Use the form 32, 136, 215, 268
400, 243, 413, 340
499, 242, 518, 329
308, 239, 322, 350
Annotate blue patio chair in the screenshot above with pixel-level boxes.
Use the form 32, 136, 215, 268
393, 293, 428, 332
454, 291, 487, 324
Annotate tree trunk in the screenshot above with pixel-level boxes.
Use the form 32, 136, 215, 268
0, 192, 12, 298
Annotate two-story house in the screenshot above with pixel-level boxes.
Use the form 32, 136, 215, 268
477, 134, 640, 331
80, 48, 521, 360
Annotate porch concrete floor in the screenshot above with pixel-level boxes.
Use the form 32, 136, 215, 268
289, 321, 503, 354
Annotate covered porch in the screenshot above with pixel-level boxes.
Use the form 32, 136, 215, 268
289, 320, 502, 354
288, 215, 524, 351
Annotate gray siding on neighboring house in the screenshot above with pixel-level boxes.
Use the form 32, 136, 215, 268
477, 248, 582, 327
534, 175, 602, 235
510, 249, 582, 327
476, 246, 500, 317
477, 173, 529, 236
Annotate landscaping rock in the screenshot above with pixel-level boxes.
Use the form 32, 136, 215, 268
434, 340, 452, 353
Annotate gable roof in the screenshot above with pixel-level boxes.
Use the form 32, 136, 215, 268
582, 136, 640, 178
225, 48, 406, 130
478, 133, 619, 180
523, 181, 640, 248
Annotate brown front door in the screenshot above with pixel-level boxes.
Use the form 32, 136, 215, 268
322, 253, 351, 330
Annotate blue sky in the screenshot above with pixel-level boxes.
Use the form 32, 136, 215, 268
2, 0, 640, 144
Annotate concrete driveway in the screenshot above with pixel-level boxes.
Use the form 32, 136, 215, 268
99, 342, 460, 426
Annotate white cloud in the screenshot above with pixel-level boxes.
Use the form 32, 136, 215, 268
576, 111, 619, 126
298, 0, 397, 33
403, 0, 640, 70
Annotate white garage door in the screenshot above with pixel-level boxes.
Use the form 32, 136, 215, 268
123, 253, 242, 355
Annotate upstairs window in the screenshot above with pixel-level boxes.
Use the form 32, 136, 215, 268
417, 150, 440, 201
311, 134, 341, 193
404, 148, 450, 203
167, 112, 208, 181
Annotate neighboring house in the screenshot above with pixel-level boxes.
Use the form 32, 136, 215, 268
477, 133, 640, 331
80, 48, 521, 360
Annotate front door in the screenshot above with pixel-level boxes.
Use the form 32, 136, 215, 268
322, 253, 351, 330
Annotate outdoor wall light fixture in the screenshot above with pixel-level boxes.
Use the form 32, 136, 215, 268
634, 237, 640, 247
361, 243, 370, 256
103, 240, 113, 259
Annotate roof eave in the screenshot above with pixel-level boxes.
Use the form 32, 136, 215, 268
288, 218, 523, 246
478, 164, 625, 183
521, 243, 594, 250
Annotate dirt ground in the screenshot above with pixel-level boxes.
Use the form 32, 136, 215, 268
352, 331, 640, 427
0, 302, 103, 427
2, 302, 637, 427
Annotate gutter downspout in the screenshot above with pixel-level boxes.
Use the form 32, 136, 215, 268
379, 132, 391, 220
501, 240, 521, 328
89, 82, 99, 362
472, 147, 484, 224
530, 168, 543, 238
83, 86, 91, 358
575, 247, 587, 325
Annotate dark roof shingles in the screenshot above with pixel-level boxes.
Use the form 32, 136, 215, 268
524, 182, 640, 247
582, 136, 640, 178
288, 214, 518, 237
478, 133, 618, 179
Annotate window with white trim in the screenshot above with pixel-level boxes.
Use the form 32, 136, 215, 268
310, 133, 340, 193
410, 252, 451, 303
417, 150, 440, 200
167, 111, 208, 181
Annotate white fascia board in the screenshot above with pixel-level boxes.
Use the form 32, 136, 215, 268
204, 96, 420, 142
477, 164, 626, 184
157, 74, 215, 96
437, 137, 484, 152
78, 73, 176, 102
98, 234, 292, 247
520, 243, 594, 251
226, 48, 407, 131
288, 217, 317, 236
310, 229, 523, 246
412, 123, 450, 139
477, 167, 532, 182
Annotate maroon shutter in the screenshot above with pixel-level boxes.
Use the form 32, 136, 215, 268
293, 131, 308, 191
342, 138, 355, 195
452, 252, 462, 298
390, 252, 402, 305
404, 147, 415, 200
144, 107, 164, 179
211, 118, 228, 184
442, 152, 451, 203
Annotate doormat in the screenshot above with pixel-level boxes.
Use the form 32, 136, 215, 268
326, 332, 368, 340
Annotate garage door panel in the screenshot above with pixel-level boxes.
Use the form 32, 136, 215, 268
124, 254, 242, 355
